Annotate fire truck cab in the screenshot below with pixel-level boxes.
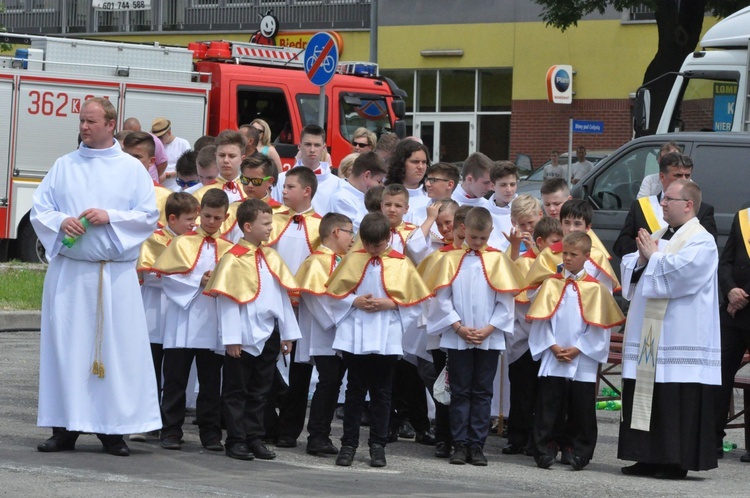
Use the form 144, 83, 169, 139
0, 35, 406, 262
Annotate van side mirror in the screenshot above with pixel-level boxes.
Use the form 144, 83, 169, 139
391, 100, 406, 119
393, 119, 407, 138
633, 88, 651, 134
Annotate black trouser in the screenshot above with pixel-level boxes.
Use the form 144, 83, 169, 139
447, 348, 499, 448
51, 427, 126, 446
222, 343, 281, 448
277, 342, 314, 441
389, 359, 431, 433
160, 348, 223, 444
341, 353, 398, 448
507, 349, 540, 447
307, 354, 347, 442
150, 343, 164, 400
237, 328, 281, 444
532, 377, 597, 459
716, 323, 750, 446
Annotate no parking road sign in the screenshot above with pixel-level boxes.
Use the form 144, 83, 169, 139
304, 32, 339, 87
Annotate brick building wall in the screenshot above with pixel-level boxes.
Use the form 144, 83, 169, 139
509, 99, 634, 169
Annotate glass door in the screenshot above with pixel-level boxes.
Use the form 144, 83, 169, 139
414, 115, 476, 164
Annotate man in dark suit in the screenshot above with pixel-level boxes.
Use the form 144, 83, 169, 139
613, 152, 717, 258
716, 205, 750, 463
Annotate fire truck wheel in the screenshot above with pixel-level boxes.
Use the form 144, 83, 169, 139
16, 221, 47, 264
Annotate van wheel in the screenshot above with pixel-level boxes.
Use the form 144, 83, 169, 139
16, 221, 47, 263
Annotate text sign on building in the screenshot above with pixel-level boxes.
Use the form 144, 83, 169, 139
573, 120, 604, 134
713, 82, 737, 131
92, 0, 151, 11
546, 65, 573, 104
304, 32, 339, 87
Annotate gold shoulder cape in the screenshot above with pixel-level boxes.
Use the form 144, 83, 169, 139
325, 249, 431, 307
351, 221, 418, 251
416, 243, 454, 276
588, 228, 611, 259
192, 177, 247, 205
524, 241, 620, 291
154, 182, 171, 228
137, 229, 175, 273
223, 196, 283, 237
268, 208, 322, 251
526, 273, 625, 328
514, 247, 538, 304
151, 228, 234, 275
204, 239, 298, 304
296, 247, 338, 296
422, 245, 524, 294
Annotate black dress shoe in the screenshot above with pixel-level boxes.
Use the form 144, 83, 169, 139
534, 454, 555, 469
369, 443, 386, 467
654, 465, 687, 480
160, 435, 182, 450
501, 442, 525, 455
398, 420, 416, 439
37, 431, 79, 453
434, 441, 452, 458
621, 462, 658, 476
226, 443, 255, 460
570, 455, 590, 471
741, 450, 750, 463
336, 445, 356, 466
560, 446, 574, 465
276, 437, 298, 448
306, 438, 338, 455
203, 439, 224, 452
98, 435, 130, 457
248, 439, 276, 460
469, 446, 488, 466
449, 444, 469, 465
414, 430, 436, 446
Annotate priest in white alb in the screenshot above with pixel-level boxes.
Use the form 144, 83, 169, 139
618, 179, 721, 479
31, 98, 161, 457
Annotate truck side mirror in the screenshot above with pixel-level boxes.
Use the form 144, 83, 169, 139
633, 88, 651, 134
393, 119, 407, 138
391, 100, 406, 119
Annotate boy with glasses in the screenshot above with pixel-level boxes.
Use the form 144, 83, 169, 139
224, 154, 281, 242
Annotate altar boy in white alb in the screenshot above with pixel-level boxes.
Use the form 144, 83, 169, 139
32, 98, 161, 457
527, 232, 624, 471
618, 179, 721, 480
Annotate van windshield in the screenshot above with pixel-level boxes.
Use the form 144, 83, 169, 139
339, 94, 393, 140
669, 76, 739, 132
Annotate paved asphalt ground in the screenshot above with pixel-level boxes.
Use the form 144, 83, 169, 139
0, 330, 748, 497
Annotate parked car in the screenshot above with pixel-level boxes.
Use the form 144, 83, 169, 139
517, 151, 612, 198
571, 132, 750, 274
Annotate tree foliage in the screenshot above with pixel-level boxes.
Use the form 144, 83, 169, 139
536, 1, 750, 32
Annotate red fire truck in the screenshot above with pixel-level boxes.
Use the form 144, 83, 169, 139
0, 34, 406, 262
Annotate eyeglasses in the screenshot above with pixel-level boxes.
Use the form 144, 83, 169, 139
338, 228, 355, 235
176, 178, 200, 188
239, 175, 272, 186
425, 177, 451, 184
252, 127, 264, 134
662, 196, 690, 203
352, 141, 370, 148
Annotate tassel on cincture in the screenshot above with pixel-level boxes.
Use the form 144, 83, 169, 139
92, 361, 105, 378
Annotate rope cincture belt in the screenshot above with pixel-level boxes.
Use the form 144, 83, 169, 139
92, 261, 106, 379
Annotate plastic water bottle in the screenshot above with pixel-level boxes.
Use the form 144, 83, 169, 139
723, 441, 738, 452
62, 217, 90, 248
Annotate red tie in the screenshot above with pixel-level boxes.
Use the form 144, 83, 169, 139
313, 168, 322, 175
203, 236, 216, 245
370, 257, 382, 267
224, 181, 238, 193
292, 214, 305, 230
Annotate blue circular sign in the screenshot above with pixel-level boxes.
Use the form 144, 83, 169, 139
304, 32, 339, 87
554, 69, 570, 93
